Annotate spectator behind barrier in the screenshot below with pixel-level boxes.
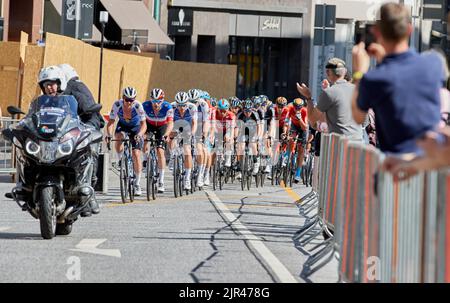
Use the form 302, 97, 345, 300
351, 2, 445, 155
297, 58, 363, 141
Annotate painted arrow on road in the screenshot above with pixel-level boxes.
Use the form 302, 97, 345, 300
70, 239, 121, 258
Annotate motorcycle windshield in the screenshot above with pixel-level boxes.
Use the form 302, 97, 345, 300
34, 95, 78, 137
35, 95, 78, 117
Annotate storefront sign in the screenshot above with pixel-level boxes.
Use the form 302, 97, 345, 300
61, 0, 94, 39
168, 8, 193, 35
261, 17, 281, 31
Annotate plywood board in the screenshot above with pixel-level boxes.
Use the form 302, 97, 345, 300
0, 72, 20, 110
148, 60, 237, 101
0, 42, 20, 68
43, 33, 84, 71
100, 49, 153, 114
21, 45, 45, 112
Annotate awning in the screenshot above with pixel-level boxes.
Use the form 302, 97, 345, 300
99, 0, 174, 45
47, 0, 105, 42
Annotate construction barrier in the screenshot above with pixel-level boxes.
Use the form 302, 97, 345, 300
298, 131, 450, 283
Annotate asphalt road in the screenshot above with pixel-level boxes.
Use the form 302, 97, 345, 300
0, 165, 338, 283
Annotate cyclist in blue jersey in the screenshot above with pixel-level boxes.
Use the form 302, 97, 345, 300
169, 91, 198, 190
106, 87, 147, 195
142, 88, 174, 193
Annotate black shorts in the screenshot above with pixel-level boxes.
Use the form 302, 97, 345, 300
291, 124, 308, 145
146, 123, 168, 148
115, 124, 143, 150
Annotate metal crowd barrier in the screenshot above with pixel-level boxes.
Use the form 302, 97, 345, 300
296, 129, 450, 282
0, 117, 20, 175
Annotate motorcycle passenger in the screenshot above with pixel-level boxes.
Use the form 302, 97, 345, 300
106, 87, 147, 195
58, 64, 104, 216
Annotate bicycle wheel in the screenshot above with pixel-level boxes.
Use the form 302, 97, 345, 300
173, 155, 179, 198
179, 156, 184, 197
240, 156, 246, 191
212, 160, 217, 191
218, 158, 223, 190
128, 155, 135, 202
147, 151, 157, 201
246, 154, 252, 190
119, 154, 129, 203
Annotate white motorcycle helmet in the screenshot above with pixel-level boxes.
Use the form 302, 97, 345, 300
38, 65, 67, 93
58, 63, 79, 83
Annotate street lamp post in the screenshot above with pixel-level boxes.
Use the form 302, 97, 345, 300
98, 11, 109, 104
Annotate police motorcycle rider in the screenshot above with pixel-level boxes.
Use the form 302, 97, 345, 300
6, 65, 102, 226
58, 64, 104, 216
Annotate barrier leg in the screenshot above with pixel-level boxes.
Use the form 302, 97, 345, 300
301, 243, 335, 278
293, 216, 320, 240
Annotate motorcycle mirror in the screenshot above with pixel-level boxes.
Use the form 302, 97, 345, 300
7, 106, 25, 116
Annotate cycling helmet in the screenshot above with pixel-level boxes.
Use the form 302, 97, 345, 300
202, 91, 211, 100
275, 96, 288, 107
217, 98, 230, 110
253, 96, 262, 109
210, 98, 218, 107
123, 86, 137, 99
243, 99, 253, 111
232, 99, 241, 108
150, 88, 165, 100
175, 91, 190, 105
293, 98, 306, 108
188, 89, 201, 103
38, 65, 66, 93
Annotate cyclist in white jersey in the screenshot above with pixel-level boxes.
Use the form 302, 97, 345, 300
169, 92, 198, 190
188, 89, 210, 188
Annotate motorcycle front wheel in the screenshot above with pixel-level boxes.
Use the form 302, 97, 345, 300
39, 186, 57, 239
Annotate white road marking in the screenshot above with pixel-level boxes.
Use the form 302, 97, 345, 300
205, 190, 298, 283
0, 227, 11, 232
70, 239, 121, 258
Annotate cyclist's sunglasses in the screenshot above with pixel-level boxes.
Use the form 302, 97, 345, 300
177, 103, 188, 108
152, 99, 163, 104
244, 108, 252, 113
124, 97, 135, 103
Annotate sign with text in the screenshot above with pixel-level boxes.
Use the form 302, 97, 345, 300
61, 0, 94, 39
168, 8, 193, 36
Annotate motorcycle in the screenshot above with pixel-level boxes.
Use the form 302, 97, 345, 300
2, 95, 103, 239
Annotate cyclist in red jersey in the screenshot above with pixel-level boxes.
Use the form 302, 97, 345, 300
214, 99, 237, 167
281, 98, 308, 183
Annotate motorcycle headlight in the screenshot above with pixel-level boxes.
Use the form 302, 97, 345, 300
25, 140, 40, 155
58, 141, 73, 156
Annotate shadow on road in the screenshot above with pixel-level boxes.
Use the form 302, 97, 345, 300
0, 232, 42, 240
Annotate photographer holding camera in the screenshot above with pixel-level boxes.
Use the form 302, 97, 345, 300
351, 2, 445, 156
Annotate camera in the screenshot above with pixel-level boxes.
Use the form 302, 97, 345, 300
354, 21, 376, 50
